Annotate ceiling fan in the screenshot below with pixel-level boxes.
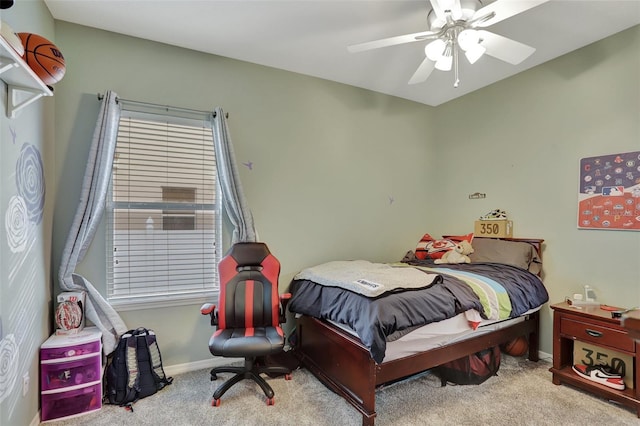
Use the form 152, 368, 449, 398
348, 0, 549, 88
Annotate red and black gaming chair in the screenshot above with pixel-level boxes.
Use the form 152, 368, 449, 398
200, 242, 292, 406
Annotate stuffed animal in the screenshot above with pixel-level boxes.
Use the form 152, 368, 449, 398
434, 240, 474, 264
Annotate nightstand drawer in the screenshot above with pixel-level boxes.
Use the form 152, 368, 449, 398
561, 317, 634, 352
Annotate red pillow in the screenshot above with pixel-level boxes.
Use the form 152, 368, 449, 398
415, 233, 474, 260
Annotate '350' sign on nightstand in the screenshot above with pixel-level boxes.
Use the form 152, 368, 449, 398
574, 340, 633, 388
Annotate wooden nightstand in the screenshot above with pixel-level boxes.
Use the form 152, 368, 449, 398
550, 302, 640, 417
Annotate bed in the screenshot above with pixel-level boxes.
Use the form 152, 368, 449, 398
288, 237, 548, 426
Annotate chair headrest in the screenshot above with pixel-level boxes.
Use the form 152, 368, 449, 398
226, 242, 271, 267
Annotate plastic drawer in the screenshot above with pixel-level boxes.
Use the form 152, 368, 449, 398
40, 340, 101, 361
41, 382, 102, 421
41, 354, 101, 392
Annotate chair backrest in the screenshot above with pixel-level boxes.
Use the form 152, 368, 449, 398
217, 242, 281, 330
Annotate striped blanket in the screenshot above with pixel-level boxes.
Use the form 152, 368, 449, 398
412, 266, 512, 321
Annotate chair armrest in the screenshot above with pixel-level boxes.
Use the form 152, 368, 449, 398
200, 303, 218, 326
200, 303, 216, 315
279, 293, 292, 323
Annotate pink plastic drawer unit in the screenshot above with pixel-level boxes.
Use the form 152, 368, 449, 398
41, 354, 101, 391
40, 327, 102, 422
41, 382, 102, 421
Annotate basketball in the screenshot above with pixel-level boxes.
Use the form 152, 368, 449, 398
17, 32, 65, 85
501, 336, 529, 357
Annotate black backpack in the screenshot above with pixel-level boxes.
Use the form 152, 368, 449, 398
104, 328, 173, 408
434, 346, 501, 386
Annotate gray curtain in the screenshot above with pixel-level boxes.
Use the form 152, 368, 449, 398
58, 90, 128, 354
212, 107, 257, 243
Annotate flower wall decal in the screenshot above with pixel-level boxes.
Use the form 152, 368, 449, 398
15, 143, 45, 225
4, 196, 30, 253
0, 334, 19, 404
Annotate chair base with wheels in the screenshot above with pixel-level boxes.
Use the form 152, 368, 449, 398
209, 356, 292, 406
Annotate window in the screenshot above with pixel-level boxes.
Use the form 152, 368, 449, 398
106, 109, 221, 309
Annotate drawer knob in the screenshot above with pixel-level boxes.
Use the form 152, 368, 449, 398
585, 329, 603, 338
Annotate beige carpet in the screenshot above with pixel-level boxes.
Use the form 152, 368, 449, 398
52, 355, 638, 425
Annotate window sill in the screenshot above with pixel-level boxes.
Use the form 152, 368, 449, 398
109, 292, 217, 312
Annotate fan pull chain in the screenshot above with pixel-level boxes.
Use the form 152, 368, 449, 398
453, 32, 460, 88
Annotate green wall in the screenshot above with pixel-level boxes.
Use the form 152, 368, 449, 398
0, 2, 55, 426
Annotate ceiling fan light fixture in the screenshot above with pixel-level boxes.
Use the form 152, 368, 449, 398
457, 29, 480, 51
425, 38, 446, 61
465, 43, 486, 64
435, 44, 453, 71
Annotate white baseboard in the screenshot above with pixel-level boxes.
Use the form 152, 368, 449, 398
164, 357, 242, 377
537, 350, 552, 363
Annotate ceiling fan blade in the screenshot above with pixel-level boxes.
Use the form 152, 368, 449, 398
478, 30, 536, 65
430, 0, 463, 20
408, 57, 436, 85
347, 30, 439, 53
472, 0, 549, 28
429, 0, 448, 21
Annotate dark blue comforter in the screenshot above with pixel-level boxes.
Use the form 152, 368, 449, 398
288, 262, 548, 364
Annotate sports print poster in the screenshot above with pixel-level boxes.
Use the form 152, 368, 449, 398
578, 151, 640, 231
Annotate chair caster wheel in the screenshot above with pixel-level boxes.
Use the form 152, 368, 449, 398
266, 397, 275, 406
285, 373, 292, 380
210, 373, 217, 381
212, 398, 221, 407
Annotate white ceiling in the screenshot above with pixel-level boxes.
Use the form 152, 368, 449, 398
44, 0, 640, 107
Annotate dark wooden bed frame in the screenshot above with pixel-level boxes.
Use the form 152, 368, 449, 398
293, 238, 544, 426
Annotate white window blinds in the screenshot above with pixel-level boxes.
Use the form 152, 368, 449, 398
106, 109, 221, 308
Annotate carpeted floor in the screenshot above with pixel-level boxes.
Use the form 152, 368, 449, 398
52, 355, 638, 425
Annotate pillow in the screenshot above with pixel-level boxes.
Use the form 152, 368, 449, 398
468, 238, 541, 274
415, 233, 474, 260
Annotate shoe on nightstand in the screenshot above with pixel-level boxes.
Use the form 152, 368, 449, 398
572, 364, 625, 390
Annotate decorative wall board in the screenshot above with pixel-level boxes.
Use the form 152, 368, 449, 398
578, 151, 640, 231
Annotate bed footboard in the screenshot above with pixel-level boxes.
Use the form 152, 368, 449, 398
295, 311, 540, 426
296, 315, 378, 425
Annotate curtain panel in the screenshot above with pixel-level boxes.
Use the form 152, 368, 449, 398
58, 90, 127, 354
212, 107, 257, 244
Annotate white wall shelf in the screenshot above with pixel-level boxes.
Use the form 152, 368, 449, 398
0, 35, 53, 118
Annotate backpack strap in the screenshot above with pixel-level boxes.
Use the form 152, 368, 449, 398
124, 330, 141, 408
145, 330, 173, 388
